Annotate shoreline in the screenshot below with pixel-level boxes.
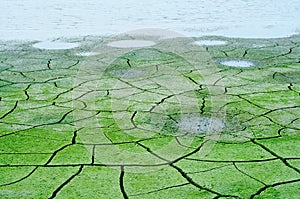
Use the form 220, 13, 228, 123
1, 32, 300, 44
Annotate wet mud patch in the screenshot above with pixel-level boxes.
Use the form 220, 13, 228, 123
177, 116, 224, 135
163, 113, 249, 141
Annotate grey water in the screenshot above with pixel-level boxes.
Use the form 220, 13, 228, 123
1, 0, 300, 40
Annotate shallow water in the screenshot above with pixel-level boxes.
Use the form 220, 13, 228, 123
1, 0, 300, 40
194, 40, 227, 46
32, 41, 79, 49
219, 59, 257, 68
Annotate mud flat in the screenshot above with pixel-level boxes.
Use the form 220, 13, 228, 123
0, 33, 299, 199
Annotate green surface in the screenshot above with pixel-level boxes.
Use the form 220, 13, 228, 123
0, 33, 299, 198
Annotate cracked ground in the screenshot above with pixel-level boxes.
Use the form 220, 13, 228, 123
0, 33, 299, 198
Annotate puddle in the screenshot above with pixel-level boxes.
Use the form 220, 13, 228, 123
218, 59, 257, 68
33, 41, 79, 50
178, 116, 224, 134
194, 40, 227, 46
76, 52, 100, 56
107, 40, 156, 48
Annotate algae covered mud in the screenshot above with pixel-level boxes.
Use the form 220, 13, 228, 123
0, 29, 299, 198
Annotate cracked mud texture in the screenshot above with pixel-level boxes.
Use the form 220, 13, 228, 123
0, 34, 300, 199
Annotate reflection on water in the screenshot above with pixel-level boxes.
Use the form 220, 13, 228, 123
1, 0, 300, 40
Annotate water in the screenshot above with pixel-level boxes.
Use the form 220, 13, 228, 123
1, 0, 300, 40
219, 59, 257, 68
194, 40, 227, 46
32, 41, 79, 49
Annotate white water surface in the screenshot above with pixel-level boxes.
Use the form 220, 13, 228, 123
219, 60, 256, 68
32, 41, 79, 49
1, 0, 300, 40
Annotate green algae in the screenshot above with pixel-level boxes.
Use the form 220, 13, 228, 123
0, 33, 299, 198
